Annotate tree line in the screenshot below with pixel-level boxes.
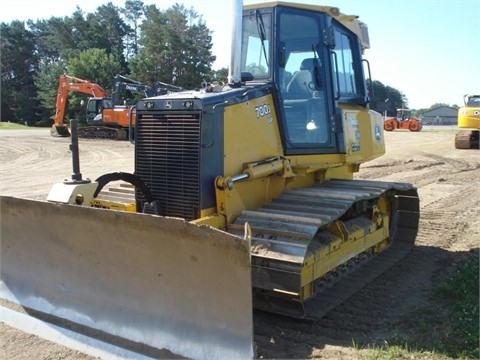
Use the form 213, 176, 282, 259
1, 0, 227, 125
368, 80, 459, 119
1, 0, 453, 126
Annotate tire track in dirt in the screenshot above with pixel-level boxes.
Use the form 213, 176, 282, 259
0, 131, 134, 200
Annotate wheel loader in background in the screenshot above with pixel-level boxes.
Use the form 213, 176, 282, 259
455, 94, 480, 149
1, 1, 420, 359
383, 108, 422, 132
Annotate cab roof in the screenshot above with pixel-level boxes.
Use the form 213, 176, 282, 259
243, 1, 370, 49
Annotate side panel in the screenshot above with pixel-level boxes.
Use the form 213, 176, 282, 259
102, 107, 131, 127
221, 93, 287, 220
458, 106, 480, 129
0, 196, 253, 360
223, 93, 283, 175
342, 107, 385, 163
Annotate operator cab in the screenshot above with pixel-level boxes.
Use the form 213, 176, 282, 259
86, 97, 113, 124
240, 3, 370, 155
465, 95, 480, 107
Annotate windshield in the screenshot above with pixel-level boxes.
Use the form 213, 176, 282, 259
466, 96, 480, 107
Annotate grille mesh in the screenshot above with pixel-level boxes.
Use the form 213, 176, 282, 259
136, 112, 201, 220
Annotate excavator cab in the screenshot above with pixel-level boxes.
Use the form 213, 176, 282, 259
86, 97, 113, 124
83, 97, 131, 139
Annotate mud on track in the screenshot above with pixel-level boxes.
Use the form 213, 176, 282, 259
1, 127, 479, 359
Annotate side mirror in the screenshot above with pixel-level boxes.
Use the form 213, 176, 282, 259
324, 25, 336, 49
241, 72, 254, 82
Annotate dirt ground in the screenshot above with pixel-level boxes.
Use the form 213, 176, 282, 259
0, 126, 479, 359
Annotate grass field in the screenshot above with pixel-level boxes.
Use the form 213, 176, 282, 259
0, 122, 42, 130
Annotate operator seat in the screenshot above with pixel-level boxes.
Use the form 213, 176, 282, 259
286, 58, 319, 99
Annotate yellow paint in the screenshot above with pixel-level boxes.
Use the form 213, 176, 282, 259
342, 106, 385, 164
300, 215, 390, 299
90, 199, 136, 212
458, 102, 480, 129
223, 94, 283, 176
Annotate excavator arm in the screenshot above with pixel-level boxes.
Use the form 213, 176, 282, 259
111, 74, 183, 102
51, 74, 109, 137
111, 75, 157, 105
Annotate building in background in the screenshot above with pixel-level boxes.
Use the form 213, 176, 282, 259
421, 106, 458, 125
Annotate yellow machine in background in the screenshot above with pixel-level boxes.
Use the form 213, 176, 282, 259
1, 1, 420, 359
455, 94, 480, 149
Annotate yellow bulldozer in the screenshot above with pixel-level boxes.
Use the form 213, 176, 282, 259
455, 94, 480, 149
0, 1, 420, 358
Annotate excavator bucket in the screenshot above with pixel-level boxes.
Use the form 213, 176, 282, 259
51, 123, 71, 137
0, 196, 253, 359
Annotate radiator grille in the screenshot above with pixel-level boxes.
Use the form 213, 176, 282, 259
136, 112, 201, 220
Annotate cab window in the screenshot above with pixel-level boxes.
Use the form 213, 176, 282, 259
277, 11, 330, 149
241, 11, 271, 78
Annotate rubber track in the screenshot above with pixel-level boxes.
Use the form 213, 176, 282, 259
78, 126, 127, 140
455, 130, 480, 149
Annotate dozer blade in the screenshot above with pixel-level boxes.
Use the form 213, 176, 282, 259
0, 196, 253, 360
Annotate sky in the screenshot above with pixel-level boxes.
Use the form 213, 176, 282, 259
1, 0, 479, 109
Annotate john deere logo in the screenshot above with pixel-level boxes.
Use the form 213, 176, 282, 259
375, 125, 382, 142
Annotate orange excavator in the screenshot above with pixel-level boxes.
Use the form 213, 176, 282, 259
52, 74, 160, 140
383, 108, 422, 132
51, 74, 110, 137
